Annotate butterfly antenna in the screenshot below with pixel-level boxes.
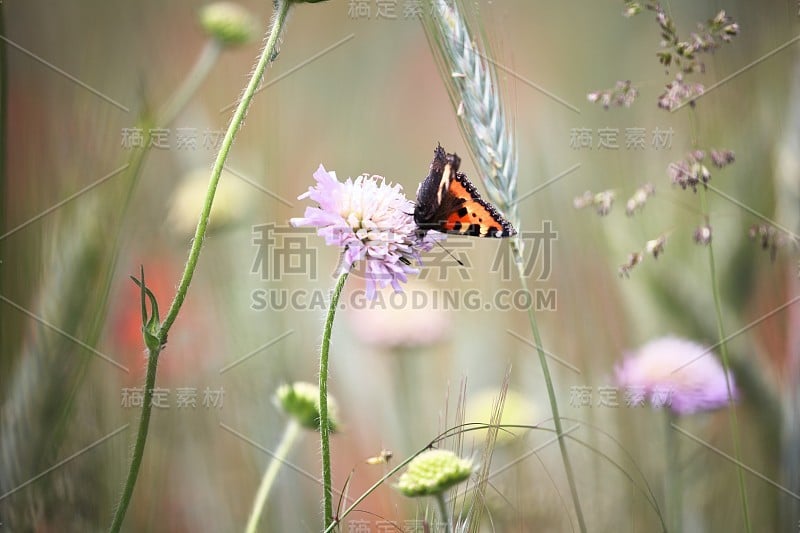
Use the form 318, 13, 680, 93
436, 241, 464, 266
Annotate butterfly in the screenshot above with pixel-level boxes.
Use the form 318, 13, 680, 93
414, 144, 517, 238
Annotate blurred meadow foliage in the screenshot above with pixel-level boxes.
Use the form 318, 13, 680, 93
1, 0, 799, 531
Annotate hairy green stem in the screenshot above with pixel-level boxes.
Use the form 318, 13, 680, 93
512, 242, 587, 533
320, 271, 349, 529
109, 3, 292, 531
245, 419, 302, 533
108, 347, 160, 532
700, 190, 752, 533
435, 492, 452, 533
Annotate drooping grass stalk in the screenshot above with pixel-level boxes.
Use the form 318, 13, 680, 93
244, 419, 301, 533
423, 1, 586, 530
332, 422, 667, 531
319, 271, 349, 529
325, 437, 433, 533
699, 189, 752, 533
109, 3, 292, 531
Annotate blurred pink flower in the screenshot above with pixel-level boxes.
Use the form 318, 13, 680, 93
615, 336, 736, 415
347, 282, 451, 349
291, 165, 441, 299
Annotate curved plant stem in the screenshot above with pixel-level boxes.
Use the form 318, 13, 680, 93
108, 346, 160, 532
320, 271, 349, 529
511, 242, 587, 533
700, 189, 752, 533
245, 419, 301, 533
435, 492, 452, 533
109, 3, 292, 531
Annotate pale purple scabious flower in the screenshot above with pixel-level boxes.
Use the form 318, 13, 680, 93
615, 336, 736, 415
291, 164, 441, 299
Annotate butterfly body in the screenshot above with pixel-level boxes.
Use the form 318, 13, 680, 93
414, 145, 516, 238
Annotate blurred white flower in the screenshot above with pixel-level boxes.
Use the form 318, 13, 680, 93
169, 167, 251, 236
465, 388, 538, 445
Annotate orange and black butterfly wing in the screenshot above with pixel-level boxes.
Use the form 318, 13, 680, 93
414, 144, 516, 238
439, 173, 516, 237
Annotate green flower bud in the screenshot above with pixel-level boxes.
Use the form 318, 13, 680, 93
200, 2, 257, 46
275, 382, 338, 432
397, 450, 473, 497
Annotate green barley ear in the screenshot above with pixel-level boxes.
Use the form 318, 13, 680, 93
275, 382, 338, 432
423, 0, 520, 237
200, 2, 257, 46
397, 449, 473, 497
424, 4, 587, 531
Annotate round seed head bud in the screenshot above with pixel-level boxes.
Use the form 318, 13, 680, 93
275, 382, 338, 432
397, 449, 473, 497
200, 2, 257, 46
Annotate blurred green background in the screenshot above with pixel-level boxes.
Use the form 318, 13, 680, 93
1, 0, 798, 531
